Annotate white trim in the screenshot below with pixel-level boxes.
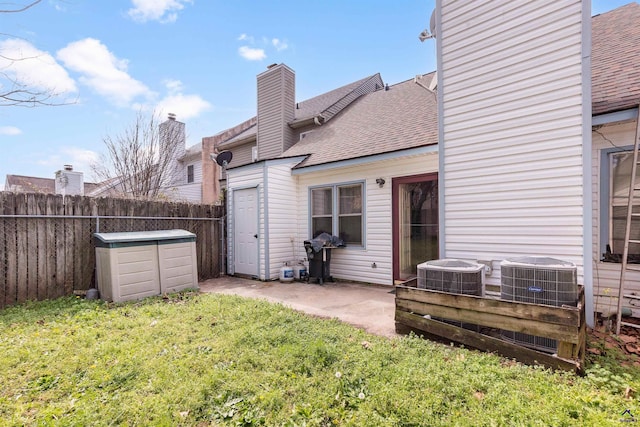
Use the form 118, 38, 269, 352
582, 0, 594, 327
593, 108, 639, 126
292, 146, 437, 175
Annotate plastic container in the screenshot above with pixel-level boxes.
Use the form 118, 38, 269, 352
293, 264, 307, 281
280, 265, 294, 282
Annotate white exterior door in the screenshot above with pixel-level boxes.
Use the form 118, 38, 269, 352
233, 187, 258, 276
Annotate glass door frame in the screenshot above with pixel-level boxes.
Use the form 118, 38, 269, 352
392, 172, 439, 283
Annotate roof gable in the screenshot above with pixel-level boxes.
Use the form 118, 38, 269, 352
282, 73, 438, 169
217, 72, 383, 149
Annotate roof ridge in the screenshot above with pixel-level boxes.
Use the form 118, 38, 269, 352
317, 73, 383, 118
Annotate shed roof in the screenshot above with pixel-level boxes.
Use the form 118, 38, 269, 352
282, 73, 438, 169
592, 2, 640, 115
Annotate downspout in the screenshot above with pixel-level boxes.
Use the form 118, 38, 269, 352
263, 161, 269, 280
582, 0, 594, 327
435, 0, 446, 258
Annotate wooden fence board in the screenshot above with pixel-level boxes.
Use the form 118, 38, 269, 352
395, 298, 580, 343
54, 196, 66, 299
4, 194, 17, 306
0, 192, 223, 307
63, 197, 74, 296
26, 194, 39, 300
35, 194, 48, 300
395, 310, 581, 372
45, 195, 57, 299
0, 193, 6, 308
16, 194, 28, 303
395, 286, 581, 327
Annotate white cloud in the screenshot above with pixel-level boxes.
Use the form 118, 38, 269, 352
155, 80, 211, 120
163, 78, 184, 95
57, 38, 153, 106
238, 46, 266, 61
0, 126, 22, 136
272, 38, 288, 51
0, 39, 77, 95
237, 33, 254, 43
37, 147, 100, 177
127, 0, 192, 23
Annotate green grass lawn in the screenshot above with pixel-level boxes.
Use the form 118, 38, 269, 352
0, 292, 638, 426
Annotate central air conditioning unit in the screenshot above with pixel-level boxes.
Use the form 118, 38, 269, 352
500, 256, 578, 353
418, 259, 484, 295
417, 259, 485, 331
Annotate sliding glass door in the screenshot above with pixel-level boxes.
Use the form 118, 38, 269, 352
392, 173, 438, 283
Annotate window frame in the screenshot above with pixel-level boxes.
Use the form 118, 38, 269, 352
309, 181, 365, 248
600, 145, 637, 261
187, 164, 194, 184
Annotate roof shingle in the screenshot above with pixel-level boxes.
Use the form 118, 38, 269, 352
282, 73, 438, 169
592, 2, 640, 115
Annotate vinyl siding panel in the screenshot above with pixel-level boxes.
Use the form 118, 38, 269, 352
295, 153, 438, 286
440, 0, 586, 289
165, 183, 202, 203
592, 120, 640, 315
226, 164, 265, 278
257, 65, 295, 160
265, 161, 301, 280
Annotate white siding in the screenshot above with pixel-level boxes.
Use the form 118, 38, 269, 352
226, 164, 265, 278
265, 162, 302, 280
295, 153, 438, 286
165, 183, 202, 203
592, 121, 640, 316
440, 0, 586, 288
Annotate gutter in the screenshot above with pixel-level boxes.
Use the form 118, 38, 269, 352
218, 134, 257, 149
289, 114, 325, 129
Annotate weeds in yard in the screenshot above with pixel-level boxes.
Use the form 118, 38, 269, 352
0, 292, 638, 426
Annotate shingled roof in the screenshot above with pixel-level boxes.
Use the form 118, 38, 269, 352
5, 174, 100, 194
218, 73, 383, 148
282, 73, 438, 169
592, 2, 640, 115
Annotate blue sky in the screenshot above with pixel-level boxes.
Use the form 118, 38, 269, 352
0, 0, 633, 185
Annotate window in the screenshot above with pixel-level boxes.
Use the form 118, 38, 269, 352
608, 151, 640, 259
310, 182, 363, 246
187, 165, 194, 183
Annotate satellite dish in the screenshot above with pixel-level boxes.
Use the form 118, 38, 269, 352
213, 150, 233, 167
429, 8, 437, 39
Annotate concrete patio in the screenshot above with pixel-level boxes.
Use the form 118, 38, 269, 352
199, 276, 398, 337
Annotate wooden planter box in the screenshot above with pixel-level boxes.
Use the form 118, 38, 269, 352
395, 279, 586, 373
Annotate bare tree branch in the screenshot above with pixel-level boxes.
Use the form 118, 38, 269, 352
1, 0, 75, 107
0, 0, 42, 13
92, 111, 186, 200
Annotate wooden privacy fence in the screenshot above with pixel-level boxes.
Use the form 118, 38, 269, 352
395, 279, 586, 373
0, 192, 225, 309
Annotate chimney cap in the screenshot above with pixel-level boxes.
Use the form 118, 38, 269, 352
64, 164, 73, 171
168, 113, 176, 120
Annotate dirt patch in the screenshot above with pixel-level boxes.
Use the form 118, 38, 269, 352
588, 320, 640, 365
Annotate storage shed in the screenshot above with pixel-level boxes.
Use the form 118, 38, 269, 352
94, 229, 198, 302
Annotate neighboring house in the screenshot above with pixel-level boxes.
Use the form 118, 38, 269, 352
88, 114, 204, 202
5, 165, 100, 196
158, 114, 203, 203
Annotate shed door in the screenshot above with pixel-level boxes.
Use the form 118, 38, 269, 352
233, 187, 258, 276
